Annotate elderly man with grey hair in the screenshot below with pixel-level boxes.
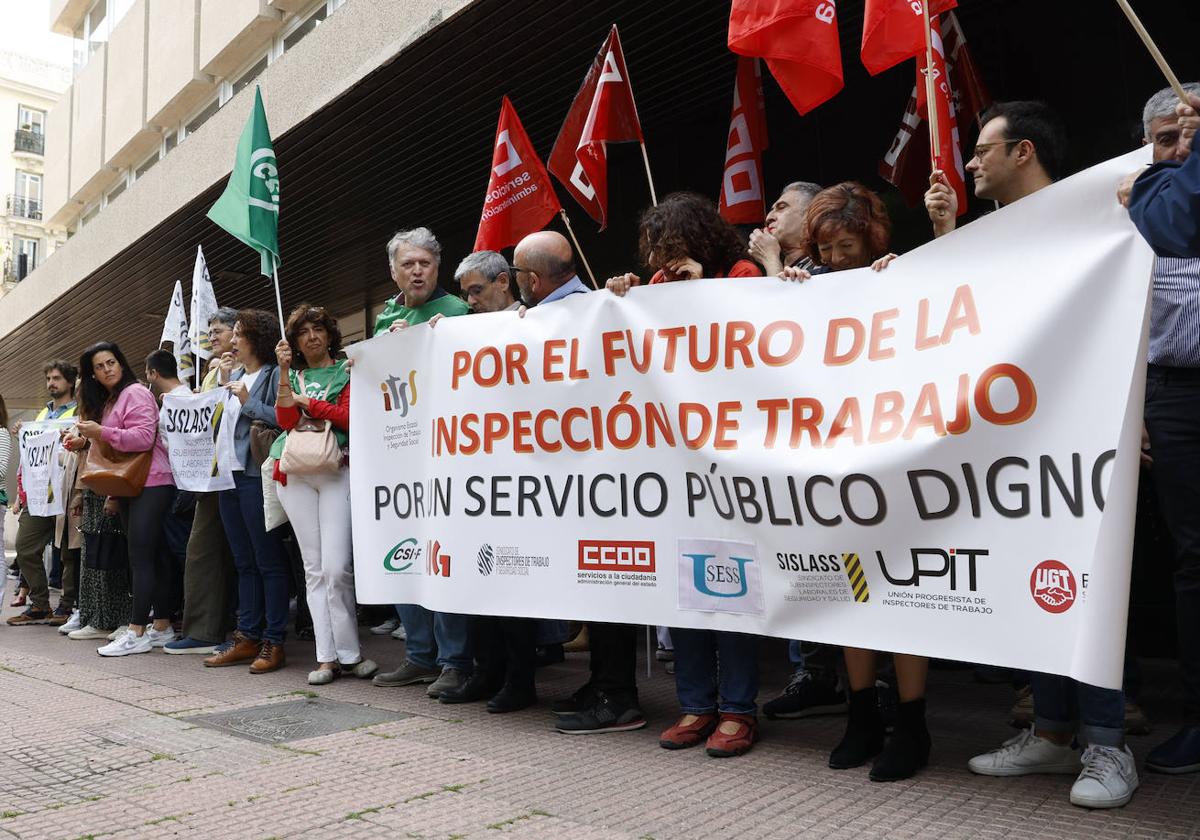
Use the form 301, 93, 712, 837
748, 181, 822, 275
455, 250, 520, 314
373, 227, 469, 335
372, 227, 474, 699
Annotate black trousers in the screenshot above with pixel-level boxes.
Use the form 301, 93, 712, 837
119, 485, 178, 627
1144, 365, 1200, 721
472, 615, 537, 691
588, 622, 638, 705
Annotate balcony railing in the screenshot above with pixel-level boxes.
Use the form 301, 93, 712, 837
14, 128, 44, 155
6, 195, 42, 221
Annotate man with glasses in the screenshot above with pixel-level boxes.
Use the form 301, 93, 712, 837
163, 308, 242, 653
924, 100, 1065, 238
455, 250, 522, 314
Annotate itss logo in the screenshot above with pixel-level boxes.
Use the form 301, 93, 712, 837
677, 538, 765, 616
380, 370, 418, 415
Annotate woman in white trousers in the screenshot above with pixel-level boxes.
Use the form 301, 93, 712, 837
273, 305, 376, 685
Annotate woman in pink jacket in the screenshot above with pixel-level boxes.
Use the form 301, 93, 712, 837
65, 342, 177, 657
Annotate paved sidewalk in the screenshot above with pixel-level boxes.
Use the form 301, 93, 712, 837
0, 599, 1196, 838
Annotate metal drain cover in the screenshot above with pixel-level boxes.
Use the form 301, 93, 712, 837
184, 698, 409, 744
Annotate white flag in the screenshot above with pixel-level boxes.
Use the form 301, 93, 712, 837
189, 245, 219, 361
160, 279, 195, 379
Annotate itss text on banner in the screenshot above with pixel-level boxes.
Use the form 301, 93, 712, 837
349, 148, 1153, 689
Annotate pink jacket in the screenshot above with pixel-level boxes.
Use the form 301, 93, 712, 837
100, 383, 173, 488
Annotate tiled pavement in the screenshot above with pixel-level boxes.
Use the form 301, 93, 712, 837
0, 595, 1197, 838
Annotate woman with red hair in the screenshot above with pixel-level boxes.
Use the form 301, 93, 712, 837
783, 182, 927, 782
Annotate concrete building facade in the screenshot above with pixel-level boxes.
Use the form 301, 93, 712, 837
0, 52, 69, 299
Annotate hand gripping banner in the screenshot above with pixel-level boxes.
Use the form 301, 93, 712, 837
349, 148, 1153, 689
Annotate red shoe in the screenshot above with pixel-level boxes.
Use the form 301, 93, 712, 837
659, 713, 718, 750
705, 713, 759, 758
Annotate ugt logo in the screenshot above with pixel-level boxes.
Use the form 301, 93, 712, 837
1030, 560, 1076, 614
380, 370, 418, 415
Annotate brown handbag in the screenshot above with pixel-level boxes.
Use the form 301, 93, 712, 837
79, 437, 155, 497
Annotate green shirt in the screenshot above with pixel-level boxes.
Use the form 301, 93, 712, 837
269, 360, 351, 460
373, 289, 469, 335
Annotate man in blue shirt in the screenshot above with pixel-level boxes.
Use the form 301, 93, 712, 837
1128, 90, 1200, 258
511, 231, 590, 306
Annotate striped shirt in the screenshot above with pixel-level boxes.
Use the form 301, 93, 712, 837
1149, 256, 1200, 367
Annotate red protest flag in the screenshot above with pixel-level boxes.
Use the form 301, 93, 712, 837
548, 25, 645, 229
719, 57, 769, 224
473, 97, 562, 252
917, 20, 967, 215
728, 0, 843, 116
879, 11, 986, 211
861, 0, 956, 75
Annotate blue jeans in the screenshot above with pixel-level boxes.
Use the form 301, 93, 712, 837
671, 627, 759, 715
1031, 672, 1125, 747
219, 473, 289, 644
788, 640, 804, 671
537, 619, 571, 645
397, 604, 473, 672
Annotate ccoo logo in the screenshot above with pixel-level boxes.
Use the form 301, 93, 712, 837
1030, 560, 1076, 614
477, 543, 495, 576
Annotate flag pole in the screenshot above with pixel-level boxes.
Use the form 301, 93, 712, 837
270, 259, 286, 335
639, 142, 658, 206
1114, 0, 1189, 104
921, 4, 945, 220
559, 209, 598, 289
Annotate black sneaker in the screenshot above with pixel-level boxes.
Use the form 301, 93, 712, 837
763, 670, 848, 720
552, 682, 597, 717
555, 692, 645, 734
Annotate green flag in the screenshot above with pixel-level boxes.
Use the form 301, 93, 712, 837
206, 86, 280, 276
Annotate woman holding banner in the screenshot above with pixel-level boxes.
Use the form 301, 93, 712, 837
66, 342, 177, 657
272, 304, 376, 686
782, 182, 930, 782
607, 192, 764, 752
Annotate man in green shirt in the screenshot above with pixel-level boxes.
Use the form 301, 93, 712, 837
372, 227, 474, 699
373, 226, 469, 336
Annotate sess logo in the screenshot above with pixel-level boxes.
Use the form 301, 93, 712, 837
383, 537, 422, 573
381, 370, 418, 415
677, 539, 764, 615
1030, 560, 1075, 614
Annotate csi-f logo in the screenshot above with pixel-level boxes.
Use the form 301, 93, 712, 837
427, 539, 450, 577
1031, 560, 1076, 614
876, 548, 988, 592
677, 539, 764, 615
383, 537, 422, 573
381, 370, 418, 415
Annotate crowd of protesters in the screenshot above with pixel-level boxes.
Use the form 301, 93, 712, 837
3, 87, 1200, 812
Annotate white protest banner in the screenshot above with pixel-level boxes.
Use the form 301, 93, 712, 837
349, 148, 1153, 690
161, 279, 195, 380
161, 389, 241, 492
19, 425, 66, 517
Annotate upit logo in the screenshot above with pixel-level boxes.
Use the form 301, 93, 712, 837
426, 539, 450, 577
578, 540, 655, 573
380, 370, 418, 415
1030, 560, 1075, 614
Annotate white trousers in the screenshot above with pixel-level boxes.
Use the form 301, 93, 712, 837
276, 467, 360, 665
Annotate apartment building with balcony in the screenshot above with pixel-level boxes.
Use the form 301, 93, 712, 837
0, 51, 69, 296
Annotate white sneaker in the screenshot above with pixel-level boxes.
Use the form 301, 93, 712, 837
370, 616, 400, 635
68, 624, 111, 640
147, 626, 178, 648
390, 624, 406, 640
57, 609, 82, 635
1070, 744, 1139, 808
968, 729, 1082, 776
97, 629, 152, 657
107, 625, 129, 642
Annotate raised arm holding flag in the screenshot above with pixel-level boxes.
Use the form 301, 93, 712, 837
206, 86, 283, 331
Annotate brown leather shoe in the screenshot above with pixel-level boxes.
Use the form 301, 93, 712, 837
203, 632, 261, 668
249, 641, 286, 674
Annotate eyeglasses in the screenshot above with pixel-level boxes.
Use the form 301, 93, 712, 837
509, 265, 536, 276
970, 139, 1021, 161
